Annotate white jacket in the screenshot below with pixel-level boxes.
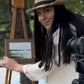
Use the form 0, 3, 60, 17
23, 25, 78, 84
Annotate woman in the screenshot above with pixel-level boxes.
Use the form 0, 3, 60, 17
0, 0, 84, 84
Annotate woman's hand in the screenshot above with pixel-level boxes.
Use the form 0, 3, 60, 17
0, 56, 24, 73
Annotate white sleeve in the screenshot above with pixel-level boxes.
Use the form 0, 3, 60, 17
23, 62, 56, 81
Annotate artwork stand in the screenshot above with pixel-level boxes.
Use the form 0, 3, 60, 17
5, 0, 35, 84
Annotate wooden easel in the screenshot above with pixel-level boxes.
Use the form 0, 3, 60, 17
5, 0, 35, 84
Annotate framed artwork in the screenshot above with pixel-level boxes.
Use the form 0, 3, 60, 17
5, 39, 35, 64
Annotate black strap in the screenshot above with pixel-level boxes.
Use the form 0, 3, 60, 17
35, 0, 56, 7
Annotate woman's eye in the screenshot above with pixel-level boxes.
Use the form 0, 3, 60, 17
45, 8, 50, 12
36, 11, 41, 16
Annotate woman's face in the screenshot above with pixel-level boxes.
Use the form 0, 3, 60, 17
36, 6, 55, 29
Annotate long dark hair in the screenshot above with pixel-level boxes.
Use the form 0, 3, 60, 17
34, 5, 84, 71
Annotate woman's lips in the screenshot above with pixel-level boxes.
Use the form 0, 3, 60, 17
43, 21, 49, 26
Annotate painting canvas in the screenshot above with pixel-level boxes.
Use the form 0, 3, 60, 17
9, 42, 32, 59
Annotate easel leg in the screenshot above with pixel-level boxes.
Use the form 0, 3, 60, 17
5, 69, 9, 84
5, 70, 12, 84
21, 10, 28, 39
32, 81, 35, 84
7, 70, 12, 84
10, 7, 19, 39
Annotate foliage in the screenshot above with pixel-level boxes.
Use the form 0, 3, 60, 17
0, 0, 9, 12
66, 0, 84, 15
0, 40, 5, 57
26, 0, 34, 9
30, 20, 34, 29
